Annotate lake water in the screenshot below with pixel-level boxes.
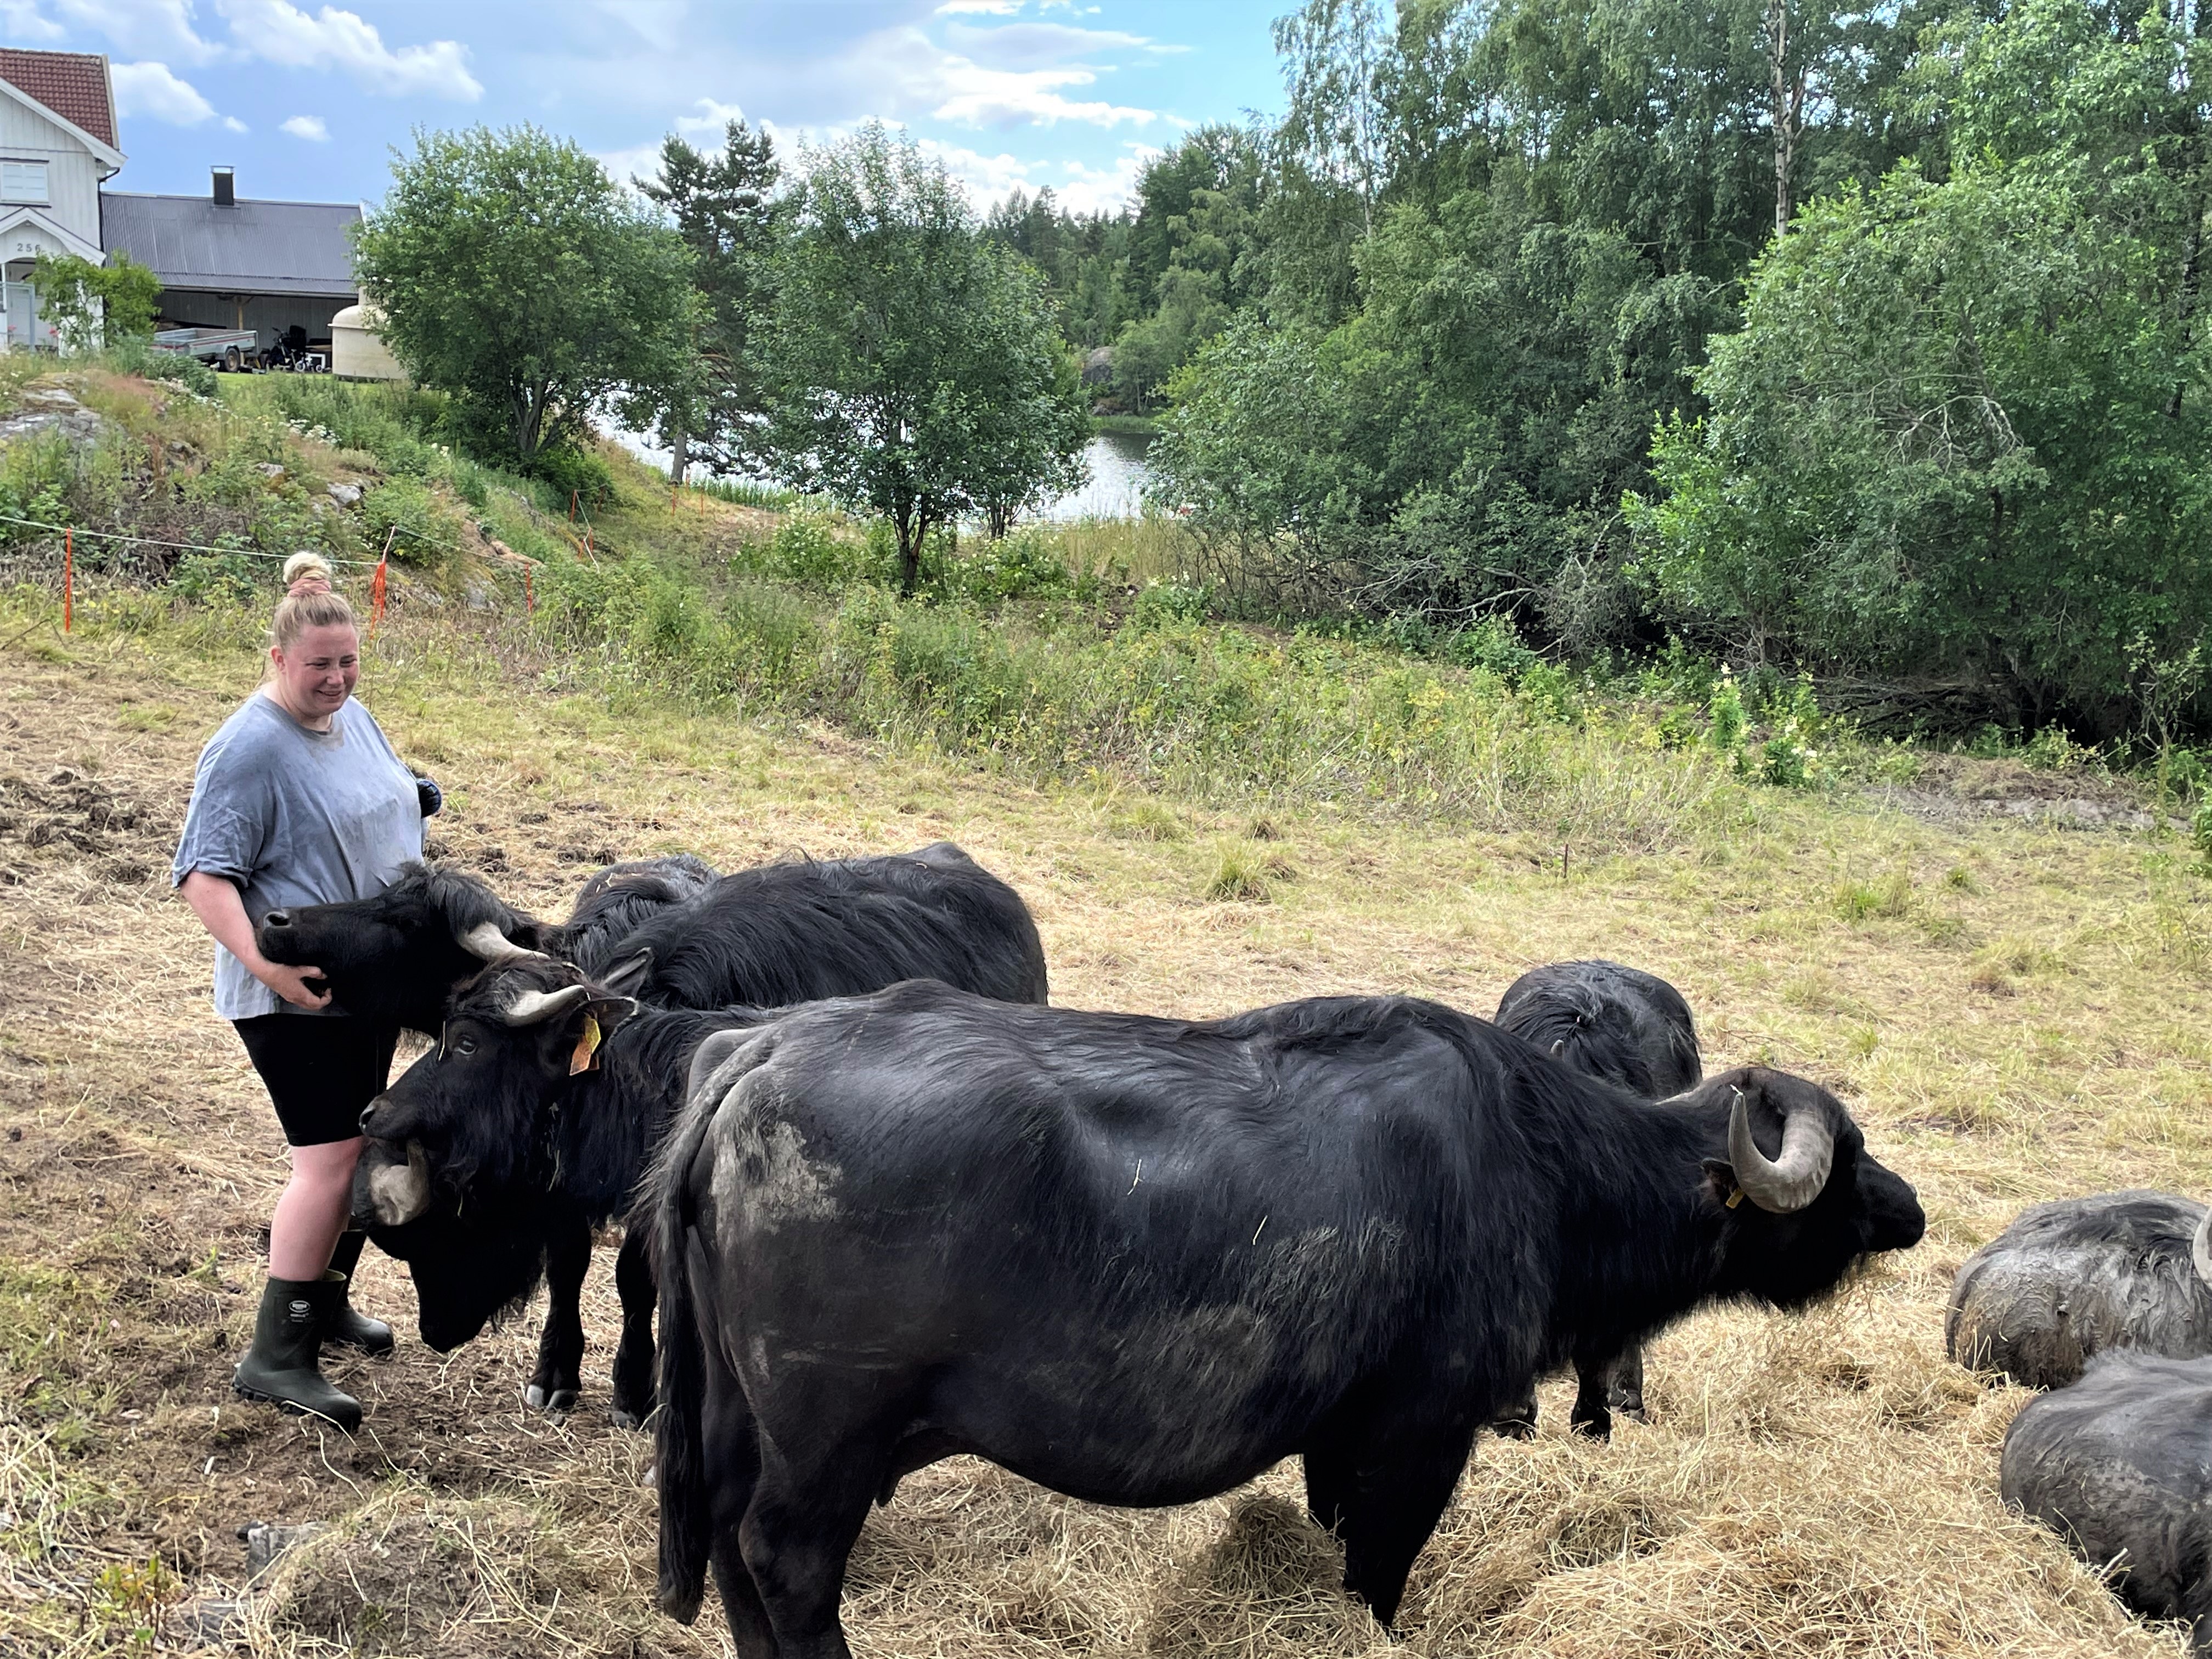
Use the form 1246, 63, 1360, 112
1044, 432, 1155, 521
605, 426, 1157, 522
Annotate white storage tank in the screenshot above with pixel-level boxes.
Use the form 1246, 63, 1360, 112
330, 303, 404, 381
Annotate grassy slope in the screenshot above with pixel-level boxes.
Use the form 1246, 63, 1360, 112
0, 375, 2205, 1656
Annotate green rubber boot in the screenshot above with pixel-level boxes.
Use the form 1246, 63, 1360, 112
232, 1273, 363, 1432
321, 1231, 394, 1356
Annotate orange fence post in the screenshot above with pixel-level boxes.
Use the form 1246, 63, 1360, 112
61, 526, 71, 633
569, 490, 578, 523
368, 528, 393, 639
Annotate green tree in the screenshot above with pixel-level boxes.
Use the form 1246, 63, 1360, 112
32, 252, 160, 349
1112, 128, 1265, 410
354, 125, 695, 464
1635, 0, 2212, 735
757, 125, 1089, 592
637, 117, 786, 482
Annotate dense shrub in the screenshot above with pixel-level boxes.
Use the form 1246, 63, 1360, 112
362, 477, 467, 566
524, 443, 617, 511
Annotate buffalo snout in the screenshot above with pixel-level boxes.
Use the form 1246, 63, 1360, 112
262, 910, 292, 929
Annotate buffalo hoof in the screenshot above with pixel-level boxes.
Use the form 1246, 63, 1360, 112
1570, 1412, 1613, 1440
609, 1406, 644, 1432
1491, 1417, 1537, 1441
523, 1384, 581, 1414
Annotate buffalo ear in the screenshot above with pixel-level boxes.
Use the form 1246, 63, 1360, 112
588, 995, 639, 1039
513, 917, 557, 953
1700, 1158, 1743, 1210
600, 948, 654, 996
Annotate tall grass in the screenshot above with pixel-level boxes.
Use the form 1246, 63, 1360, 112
534, 555, 1731, 850
684, 475, 802, 511
1048, 514, 1200, 589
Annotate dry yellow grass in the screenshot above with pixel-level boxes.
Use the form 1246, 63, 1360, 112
0, 602, 2204, 1657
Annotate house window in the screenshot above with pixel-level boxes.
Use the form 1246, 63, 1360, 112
1, 162, 48, 204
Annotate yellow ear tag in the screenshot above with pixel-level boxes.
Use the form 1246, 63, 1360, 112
1725, 1187, 1745, 1209
569, 1014, 602, 1077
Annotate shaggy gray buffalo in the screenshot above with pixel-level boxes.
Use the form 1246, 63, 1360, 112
1947, 1190, 2212, 1390
2003, 1350, 2212, 1650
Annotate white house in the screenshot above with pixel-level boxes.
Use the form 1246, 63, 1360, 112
0, 48, 123, 349
0, 48, 368, 363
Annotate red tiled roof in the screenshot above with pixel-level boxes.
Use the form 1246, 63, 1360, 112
0, 50, 114, 149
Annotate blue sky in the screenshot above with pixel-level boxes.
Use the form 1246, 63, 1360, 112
21, 1, 1287, 212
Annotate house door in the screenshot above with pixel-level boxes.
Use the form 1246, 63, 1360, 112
2, 281, 39, 349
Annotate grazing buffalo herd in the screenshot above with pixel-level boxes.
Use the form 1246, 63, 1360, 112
249, 839, 2209, 1654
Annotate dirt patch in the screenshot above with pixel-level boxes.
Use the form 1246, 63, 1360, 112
1870, 753, 2164, 831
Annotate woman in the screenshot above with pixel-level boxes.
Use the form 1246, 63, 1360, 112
172, 551, 437, 1430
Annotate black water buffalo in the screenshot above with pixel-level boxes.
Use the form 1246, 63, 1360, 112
256, 854, 721, 1032
358, 844, 1049, 1418
2003, 1351, 2212, 1650
650, 983, 1925, 1651
1489, 960, 1704, 1438
1946, 1190, 2212, 1390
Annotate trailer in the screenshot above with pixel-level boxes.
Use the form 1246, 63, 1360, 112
151, 326, 261, 371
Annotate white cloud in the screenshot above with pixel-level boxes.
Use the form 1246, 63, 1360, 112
594, 0, 683, 52
935, 0, 1023, 13
673, 97, 747, 138
110, 59, 216, 125
212, 0, 482, 99
222, 113, 246, 131
280, 113, 328, 140
596, 139, 668, 190
0, 1, 64, 41
850, 19, 1160, 132
926, 54, 1155, 128
915, 137, 1036, 202
1055, 143, 1158, 215
943, 21, 1160, 67
57, 0, 217, 64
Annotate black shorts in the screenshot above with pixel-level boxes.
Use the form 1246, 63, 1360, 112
233, 1014, 400, 1148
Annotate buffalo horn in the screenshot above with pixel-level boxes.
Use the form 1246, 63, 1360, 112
2194, 1203, 2212, 1290
1727, 1086, 1835, 1214
456, 921, 545, 967
503, 983, 593, 1026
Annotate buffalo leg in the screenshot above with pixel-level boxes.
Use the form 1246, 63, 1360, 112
704, 1353, 777, 1659
1569, 1356, 1613, 1440
1489, 1387, 1538, 1440
1606, 1345, 1647, 1421
526, 1215, 592, 1413
1304, 1415, 1477, 1628
611, 1228, 658, 1430
739, 1395, 901, 1659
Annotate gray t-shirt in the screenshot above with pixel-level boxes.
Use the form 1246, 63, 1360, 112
171, 692, 424, 1020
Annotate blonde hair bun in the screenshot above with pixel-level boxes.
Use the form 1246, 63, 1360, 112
282, 550, 335, 598
269, 550, 356, 652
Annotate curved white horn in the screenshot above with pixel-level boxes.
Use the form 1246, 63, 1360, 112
1728, 1086, 1836, 1215
367, 1141, 432, 1227
503, 983, 592, 1026
458, 921, 545, 966
2193, 1203, 2212, 1290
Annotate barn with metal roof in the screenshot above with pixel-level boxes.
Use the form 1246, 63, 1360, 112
101, 169, 362, 359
